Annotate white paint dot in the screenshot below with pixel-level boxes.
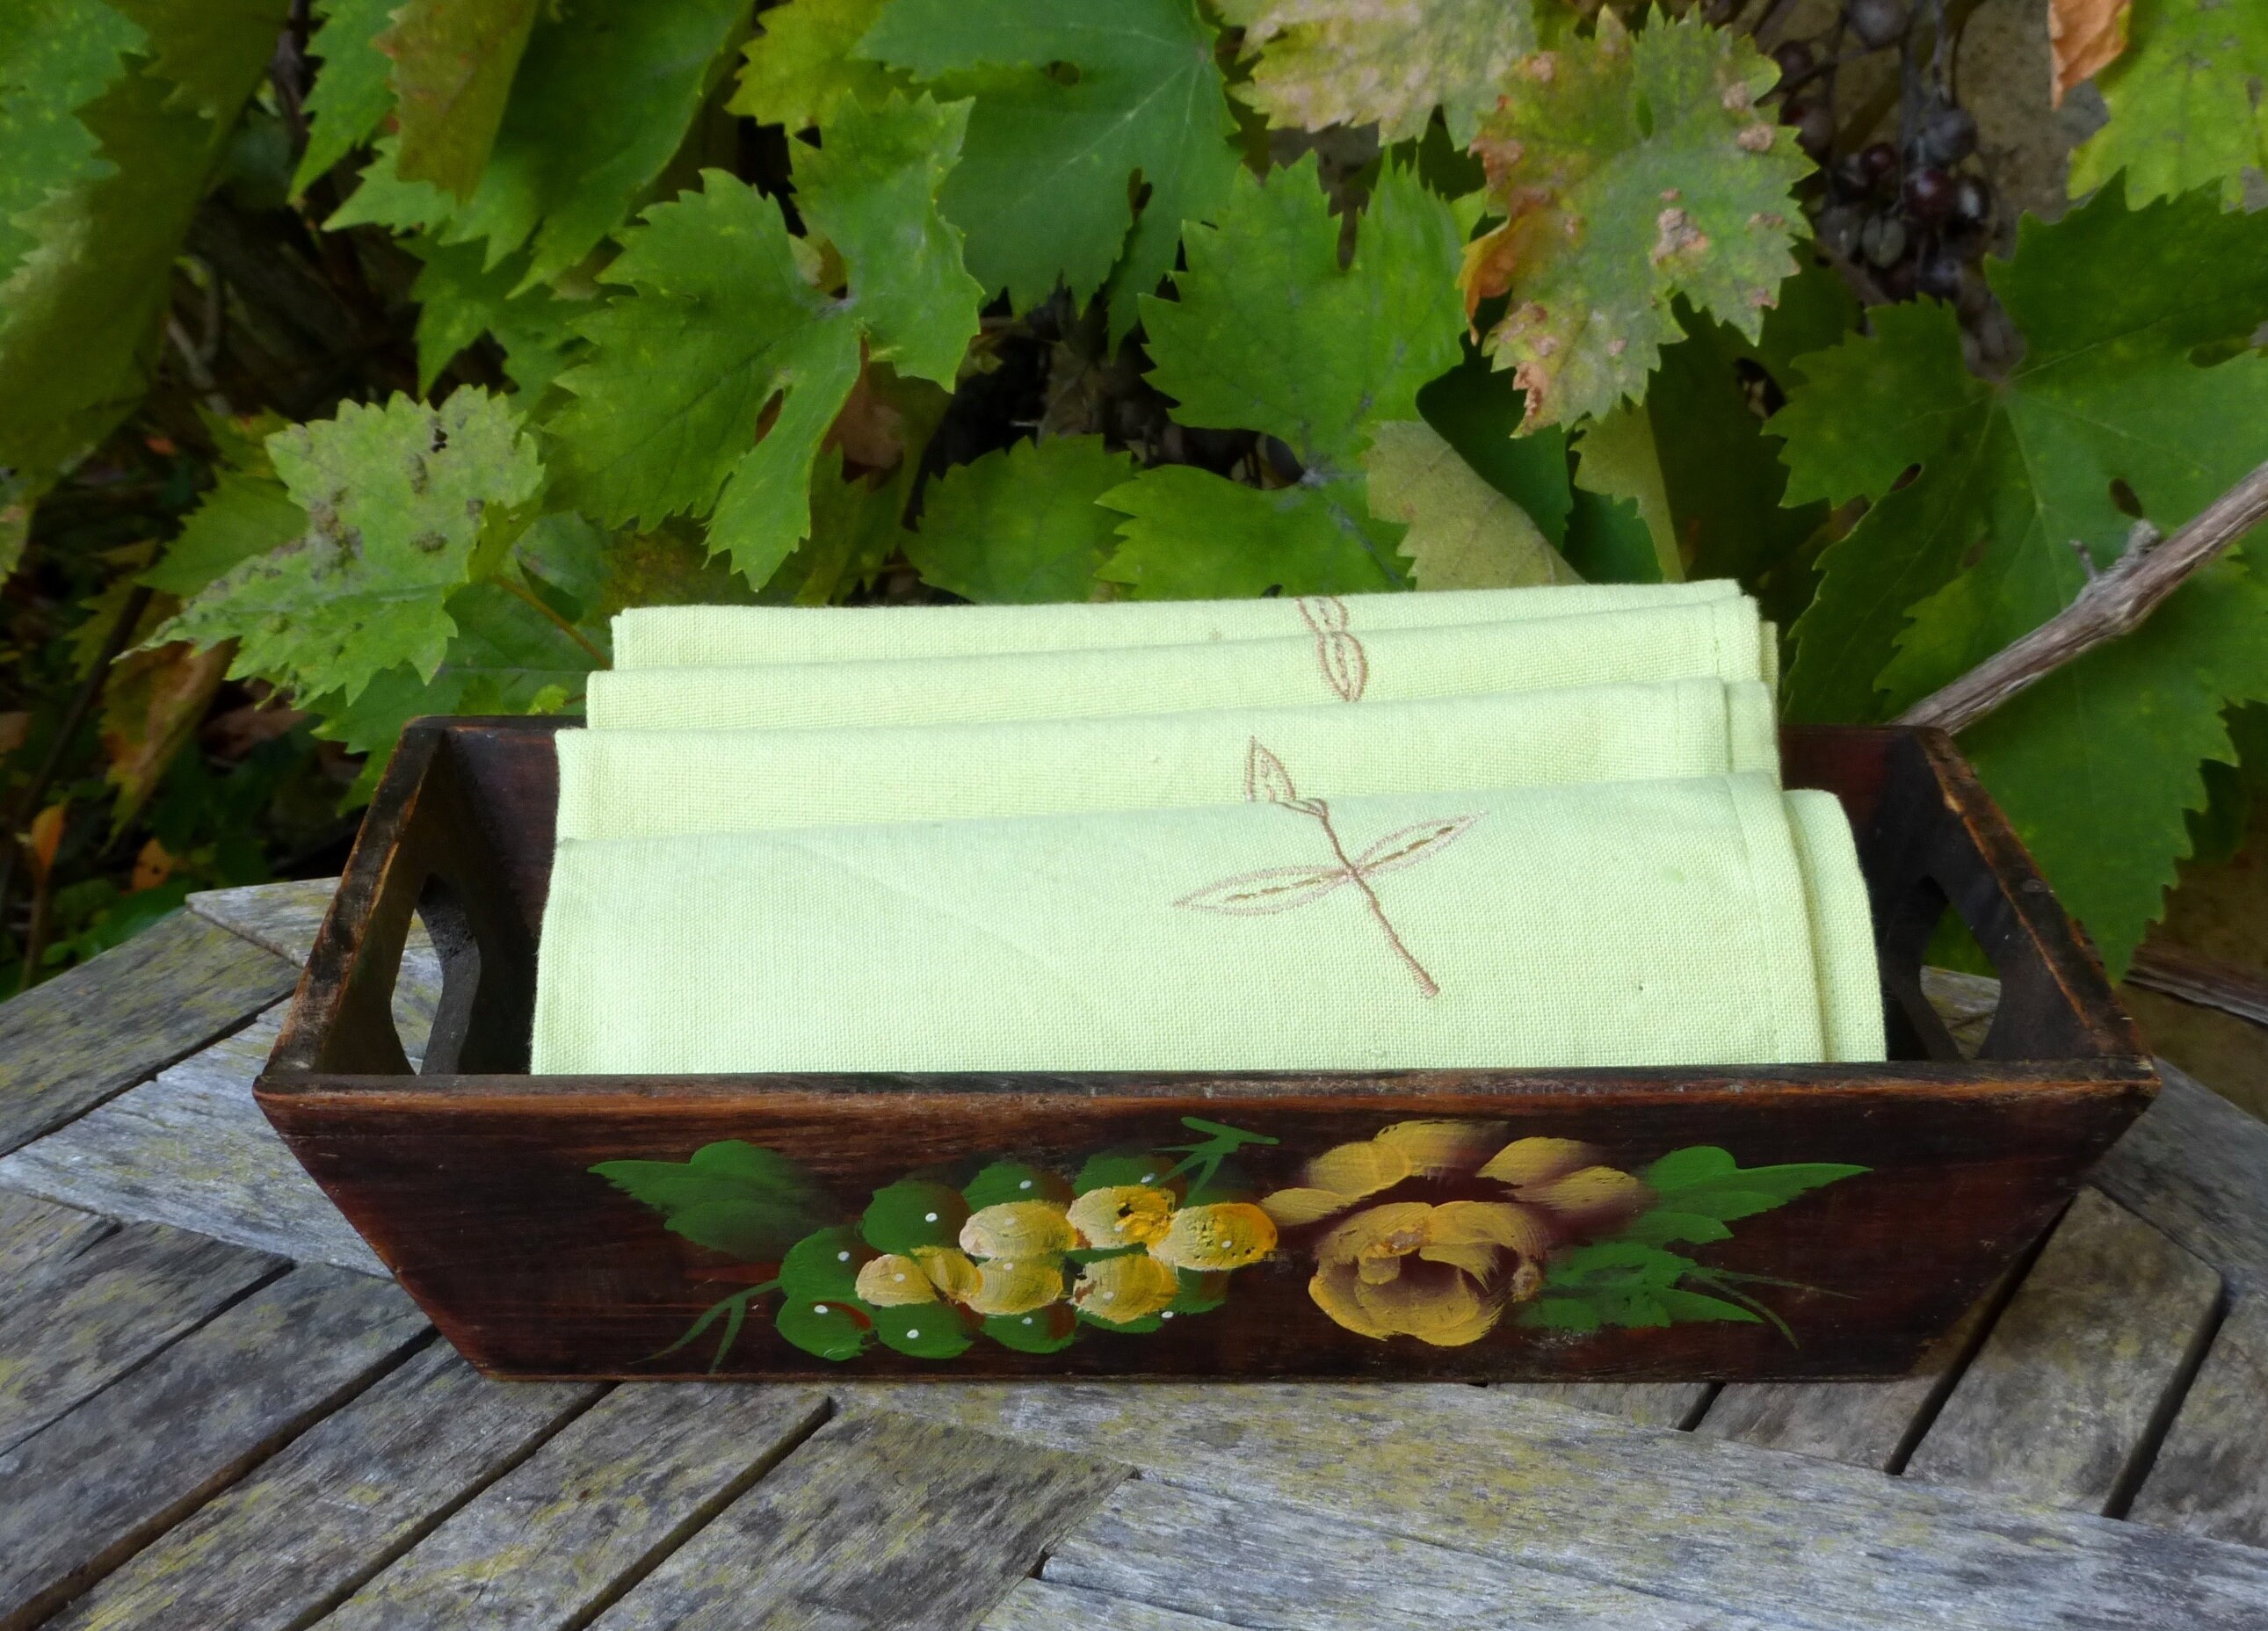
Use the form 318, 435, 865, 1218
1161, 1311, 1174, 1320
924, 1211, 938, 1222
1018, 1178, 1033, 1190
814, 1304, 829, 1315
837, 1250, 851, 1262
904, 1328, 920, 1339
1141, 1172, 1156, 1183
1022, 1316, 1035, 1325
893, 1272, 907, 1282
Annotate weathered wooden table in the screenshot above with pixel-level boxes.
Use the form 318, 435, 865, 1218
4, 881, 2268, 1629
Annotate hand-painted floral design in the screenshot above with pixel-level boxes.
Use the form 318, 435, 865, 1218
591, 1116, 1865, 1366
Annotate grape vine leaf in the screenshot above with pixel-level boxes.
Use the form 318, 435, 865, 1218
1775, 183, 2268, 969
729, 0, 909, 132
141, 469, 306, 598
157, 391, 546, 705
2049, 0, 2130, 103
378, 0, 541, 201
0, 0, 141, 285
404, 234, 578, 399
1216, 0, 1537, 144
293, 0, 398, 192
550, 96, 979, 584
592, 1141, 832, 1261
1460, 9, 1810, 430
2067, 0, 2268, 207
1099, 156, 1463, 598
1779, 181, 2268, 724
110, 0, 293, 120
1416, 348, 1576, 549
908, 436, 1135, 603
329, 0, 750, 288
859, 0, 1240, 330
1363, 420, 1576, 590
0, 0, 284, 484
1571, 401, 1679, 581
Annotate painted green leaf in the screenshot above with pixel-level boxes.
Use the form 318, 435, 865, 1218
1168, 1268, 1229, 1315
1617, 1210, 1735, 1248
984, 1305, 1078, 1353
1543, 1240, 1695, 1292
871, 1302, 975, 1358
328, 0, 750, 287
1518, 1296, 1602, 1331
1100, 156, 1464, 598
779, 1225, 874, 1303
1075, 1151, 1174, 1195
2069, 0, 2268, 207
156, 392, 544, 705
775, 1294, 873, 1360
378, 0, 540, 201
962, 1161, 1073, 1210
730, 0, 909, 132
1657, 1288, 1762, 1323
1364, 419, 1577, 591
860, 1179, 969, 1254
1637, 1145, 1866, 1222
293, 0, 398, 192
591, 1140, 835, 1261
908, 437, 1136, 603
1461, 9, 1810, 429
1217, 0, 1536, 144
859, 0, 1240, 326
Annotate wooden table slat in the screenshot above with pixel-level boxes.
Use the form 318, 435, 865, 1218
2128, 1292, 2268, 1548
1902, 1188, 2221, 1511
590, 1409, 1125, 1631
0, 1221, 281, 1454
983, 1580, 1243, 1631
0, 912, 297, 1157
47, 1345, 593, 1631
186, 881, 442, 1060
1044, 1476, 1779, 1630
0, 1007, 386, 1275
852, 1382, 2268, 1631
2091, 1062, 2268, 1290
0, 1190, 112, 1309
1495, 1381, 1715, 1431
320, 1382, 831, 1631
0, 1265, 430, 1631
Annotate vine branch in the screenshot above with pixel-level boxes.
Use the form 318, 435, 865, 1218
1899, 458, 2268, 735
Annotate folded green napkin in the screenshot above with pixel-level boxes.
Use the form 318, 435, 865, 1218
555, 678, 1779, 842
613, 581, 1745, 669
585, 598, 1770, 733
533, 772, 1884, 1074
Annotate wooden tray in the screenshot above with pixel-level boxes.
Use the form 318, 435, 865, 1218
256, 719, 2155, 1381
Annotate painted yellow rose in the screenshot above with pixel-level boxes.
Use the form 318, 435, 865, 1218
858, 1243, 1066, 1318
1261, 1121, 1649, 1346
1068, 1185, 1279, 1272
1072, 1251, 1182, 1324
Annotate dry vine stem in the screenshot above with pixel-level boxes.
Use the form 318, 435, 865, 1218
1900, 457, 2268, 734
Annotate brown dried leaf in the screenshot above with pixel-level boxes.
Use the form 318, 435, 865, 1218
2050, 0, 2131, 104
102, 639, 232, 830
25, 803, 65, 881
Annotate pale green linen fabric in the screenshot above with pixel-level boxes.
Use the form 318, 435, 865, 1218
533, 772, 1871, 1075
585, 598, 1769, 733
554, 678, 1780, 842
613, 581, 1745, 669
1786, 788, 1887, 1060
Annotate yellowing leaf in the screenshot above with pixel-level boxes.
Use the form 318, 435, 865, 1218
1362, 419, 1577, 590
730, 0, 909, 132
1218, 0, 1538, 143
2068, 0, 2268, 206
379, 0, 541, 200
1571, 400, 1680, 582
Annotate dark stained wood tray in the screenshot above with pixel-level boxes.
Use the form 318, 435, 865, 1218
255, 718, 2156, 1381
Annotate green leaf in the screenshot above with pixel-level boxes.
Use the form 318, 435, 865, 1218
293, 0, 398, 192
775, 1294, 872, 1360
1635, 1145, 1866, 1221
1075, 1151, 1175, 1195
110, 0, 292, 120
779, 1225, 876, 1303
1617, 1210, 1735, 1247
1414, 348, 1575, 547
404, 235, 578, 399
1461, 9, 1810, 429
0, 0, 142, 285
1100, 156, 1464, 598
1365, 419, 1577, 590
859, 1178, 969, 1255
908, 437, 1135, 602
157, 391, 546, 704
984, 1304, 1078, 1353
871, 1301, 975, 1358
329, 0, 750, 286
142, 470, 306, 598
1217, 0, 1536, 144
859, 0, 1240, 326
378, 0, 540, 201
1543, 1240, 1694, 1292
1571, 401, 1678, 582
591, 1139, 834, 1260
961, 1161, 1073, 1210
2069, 0, 2268, 208
730, 0, 909, 132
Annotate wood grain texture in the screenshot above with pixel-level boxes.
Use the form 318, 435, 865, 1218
2128, 1293, 2268, 1548
0, 910, 297, 1155
0, 1189, 112, 1307
589, 1408, 1125, 1631
188, 878, 443, 1061
324, 1383, 830, 1631
842, 1382, 2268, 1631
1496, 1381, 1714, 1430
0, 1220, 280, 1453
1044, 1476, 1779, 1630
0, 1265, 429, 1631
2092, 1061, 2268, 1289
0, 1006, 386, 1275
983, 1582, 1240, 1631
46, 1345, 593, 1631
1904, 1187, 2221, 1511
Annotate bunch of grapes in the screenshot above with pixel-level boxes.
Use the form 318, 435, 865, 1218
1737, 0, 2000, 324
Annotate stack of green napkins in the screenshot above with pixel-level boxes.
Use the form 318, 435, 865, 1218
534, 584, 1885, 1075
